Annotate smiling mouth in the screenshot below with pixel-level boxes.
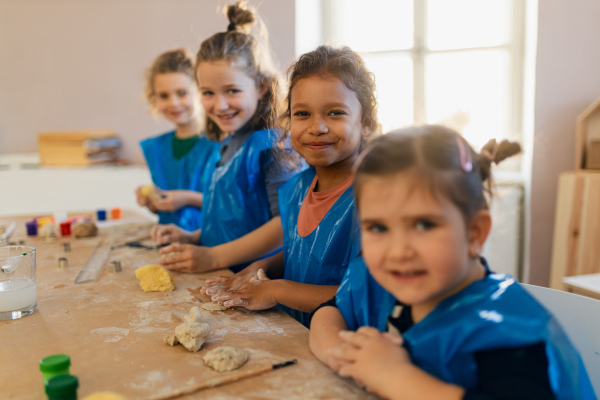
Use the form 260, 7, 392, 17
390, 270, 426, 279
216, 112, 238, 121
305, 143, 333, 150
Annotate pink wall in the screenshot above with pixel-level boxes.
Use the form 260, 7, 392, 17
529, 0, 600, 285
0, 0, 295, 163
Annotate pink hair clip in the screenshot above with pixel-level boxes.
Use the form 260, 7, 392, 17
455, 137, 473, 173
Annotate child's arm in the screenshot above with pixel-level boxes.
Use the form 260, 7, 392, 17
202, 251, 285, 295
332, 327, 465, 400
309, 306, 350, 372
158, 217, 284, 273
151, 224, 200, 245
209, 278, 338, 314
150, 190, 204, 211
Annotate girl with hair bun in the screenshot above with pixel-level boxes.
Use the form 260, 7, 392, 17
310, 125, 594, 399
136, 48, 220, 230
151, 2, 300, 273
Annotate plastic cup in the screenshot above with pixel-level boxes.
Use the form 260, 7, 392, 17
0, 246, 37, 320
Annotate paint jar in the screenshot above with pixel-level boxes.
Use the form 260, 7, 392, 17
45, 374, 78, 400
111, 207, 122, 220
60, 221, 72, 236
39, 354, 71, 384
26, 221, 38, 236
96, 210, 107, 221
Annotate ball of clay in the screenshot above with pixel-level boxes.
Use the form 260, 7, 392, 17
174, 322, 210, 352
72, 221, 98, 238
202, 302, 229, 311
141, 185, 162, 201
38, 223, 56, 240
203, 346, 248, 372
82, 392, 130, 400
135, 264, 175, 292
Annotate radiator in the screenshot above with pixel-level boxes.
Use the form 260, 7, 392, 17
481, 182, 524, 280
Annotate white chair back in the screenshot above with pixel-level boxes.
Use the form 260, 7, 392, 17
523, 283, 600, 396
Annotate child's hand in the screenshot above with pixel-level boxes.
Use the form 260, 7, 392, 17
210, 271, 277, 310
158, 243, 219, 273
149, 190, 188, 212
151, 224, 194, 245
201, 260, 266, 296
330, 327, 407, 395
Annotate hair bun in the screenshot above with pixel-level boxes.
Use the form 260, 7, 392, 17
481, 138, 521, 165
226, 1, 255, 32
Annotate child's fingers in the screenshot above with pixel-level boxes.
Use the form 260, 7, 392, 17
329, 341, 359, 362
256, 268, 269, 280
205, 276, 229, 284
338, 329, 377, 348
382, 332, 403, 345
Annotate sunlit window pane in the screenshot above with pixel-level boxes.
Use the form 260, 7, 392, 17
332, 0, 413, 52
425, 50, 510, 149
427, 0, 511, 50
362, 53, 413, 133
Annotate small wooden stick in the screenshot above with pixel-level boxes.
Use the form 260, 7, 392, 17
149, 359, 297, 400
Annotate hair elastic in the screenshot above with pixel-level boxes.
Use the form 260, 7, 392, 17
227, 23, 236, 32
455, 137, 473, 173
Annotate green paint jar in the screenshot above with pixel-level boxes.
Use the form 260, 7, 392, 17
45, 374, 78, 400
39, 354, 71, 383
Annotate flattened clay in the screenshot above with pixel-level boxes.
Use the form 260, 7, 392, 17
141, 185, 162, 200
202, 302, 229, 311
203, 346, 248, 372
135, 264, 175, 292
174, 322, 210, 352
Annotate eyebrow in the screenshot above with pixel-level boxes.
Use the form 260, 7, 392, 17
291, 102, 351, 110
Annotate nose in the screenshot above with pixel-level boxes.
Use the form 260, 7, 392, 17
308, 117, 328, 136
215, 94, 228, 111
388, 230, 415, 261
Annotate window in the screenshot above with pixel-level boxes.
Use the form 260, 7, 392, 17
296, 0, 526, 171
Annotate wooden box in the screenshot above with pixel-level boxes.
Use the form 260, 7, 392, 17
38, 129, 120, 166
576, 96, 600, 170
550, 171, 600, 289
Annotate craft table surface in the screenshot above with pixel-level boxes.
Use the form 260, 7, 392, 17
0, 213, 376, 400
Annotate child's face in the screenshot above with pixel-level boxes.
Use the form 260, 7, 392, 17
289, 75, 363, 170
153, 72, 199, 127
359, 171, 484, 315
196, 60, 264, 134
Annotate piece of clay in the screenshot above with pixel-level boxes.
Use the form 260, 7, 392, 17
72, 221, 98, 238
174, 322, 210, 352
81, 391, 131, 400
141, 185, 162, 201
38, 223, 56, 241
203, 346, 248, 372
202, 302, 229, 311
163, 334, 179, 346
135, 264, 175, 292
183, 306, 202, 323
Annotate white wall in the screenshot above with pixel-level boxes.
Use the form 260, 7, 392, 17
528, 0, 600, 285
0, 0, 295, 163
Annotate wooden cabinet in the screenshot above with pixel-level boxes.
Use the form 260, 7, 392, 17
550, 171, 600, 289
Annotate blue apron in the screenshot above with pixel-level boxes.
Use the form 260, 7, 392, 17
140, 131, 220, 230
200, 129, 278, 271
279, 167, 361, 327
336, 258, 595, 399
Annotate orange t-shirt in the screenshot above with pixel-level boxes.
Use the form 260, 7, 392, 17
297, 174, 354, 237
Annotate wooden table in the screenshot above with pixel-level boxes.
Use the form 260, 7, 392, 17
0, 213, 377, 400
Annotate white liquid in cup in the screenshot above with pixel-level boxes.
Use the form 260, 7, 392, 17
0, 278, 37, 312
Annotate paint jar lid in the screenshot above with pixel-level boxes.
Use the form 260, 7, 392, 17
45, 374, 78, 400
40, 354, 70, 373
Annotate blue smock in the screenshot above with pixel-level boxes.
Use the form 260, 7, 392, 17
335, 257, 595, 399
200, 129, 279, 271
279, 167, 361, 327
140, 131, 220, 230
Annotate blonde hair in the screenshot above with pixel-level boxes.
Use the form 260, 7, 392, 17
196, 1, 280, 141
143, 48, 196, 116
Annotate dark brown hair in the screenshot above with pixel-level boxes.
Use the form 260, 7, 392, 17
276, 45, 380, 167
144, 48, 196, 116
196, 1, 279, 141
355, 125, 521, 220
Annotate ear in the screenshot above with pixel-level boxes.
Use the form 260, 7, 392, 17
467, 210, 492, 259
